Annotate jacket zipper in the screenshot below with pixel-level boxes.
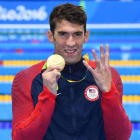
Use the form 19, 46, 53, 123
69, 65, 76, 139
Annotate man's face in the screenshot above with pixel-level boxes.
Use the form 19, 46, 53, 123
48, 20, 89, 64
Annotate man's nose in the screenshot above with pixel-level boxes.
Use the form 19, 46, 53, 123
66, 36, 76, 47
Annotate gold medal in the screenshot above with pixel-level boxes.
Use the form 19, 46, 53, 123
47, 54, 65, 71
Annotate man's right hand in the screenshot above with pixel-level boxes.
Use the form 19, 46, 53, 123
42, 66, 61, 95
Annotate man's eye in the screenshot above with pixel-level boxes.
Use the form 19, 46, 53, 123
75, 33, 82, 36
59, 32, 66, 36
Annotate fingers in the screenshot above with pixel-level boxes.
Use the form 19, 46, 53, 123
42, 66, 61, 81
53, 69, 61, 81
83, 60, 94, 73
45, 65, 62, 72
42, 67, 61, 95
42, 65, 61, 96
105, 44, 110, 69
100, 45, 105, 67
92, 49, 100, 70
43, 68, 61, 79
91, 44, 110, 71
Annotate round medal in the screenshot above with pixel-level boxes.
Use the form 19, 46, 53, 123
47, 54, 65, 71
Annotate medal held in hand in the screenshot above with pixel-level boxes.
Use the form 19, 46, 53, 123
47, 54, 65, 71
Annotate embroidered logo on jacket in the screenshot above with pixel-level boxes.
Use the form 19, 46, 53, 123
84, 85, 99, 101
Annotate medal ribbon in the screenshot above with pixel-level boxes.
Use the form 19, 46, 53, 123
60, 69, 88, 83
42, 51, 89, 90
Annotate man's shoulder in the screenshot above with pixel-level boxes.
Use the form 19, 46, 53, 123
15, 60, 46, 81
24, 60, 46, 73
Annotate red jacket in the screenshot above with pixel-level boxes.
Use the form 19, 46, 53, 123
12, 59, 132, 140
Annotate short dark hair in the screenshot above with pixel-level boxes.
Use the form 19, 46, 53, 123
49, 3, 87, 34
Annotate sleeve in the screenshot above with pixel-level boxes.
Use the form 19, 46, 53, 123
11, 70, 56, 140
101, 67, 132, 140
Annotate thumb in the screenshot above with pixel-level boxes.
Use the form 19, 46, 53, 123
83, 60, 95, 74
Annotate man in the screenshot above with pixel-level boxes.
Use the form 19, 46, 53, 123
12, 3, 132, 140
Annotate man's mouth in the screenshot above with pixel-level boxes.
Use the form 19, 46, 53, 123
65, 49, 76, 54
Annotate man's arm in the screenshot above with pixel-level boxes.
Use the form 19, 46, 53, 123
12, 70, 56, 140
83, 44, 132, 139
101, 67, 132, 140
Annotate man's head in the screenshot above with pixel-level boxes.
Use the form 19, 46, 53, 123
47, 3, 89, 65
49, 3, 87, 34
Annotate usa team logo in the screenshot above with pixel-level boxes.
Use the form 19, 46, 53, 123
84, 85, 99, 101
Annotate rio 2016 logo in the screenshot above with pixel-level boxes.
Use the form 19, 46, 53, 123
0, 5, 47, 21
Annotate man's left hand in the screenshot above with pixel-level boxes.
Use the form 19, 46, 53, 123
83, 44, 112, 92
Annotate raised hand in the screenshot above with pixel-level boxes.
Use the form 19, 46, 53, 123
83, 44, 112, 92
42, 66, 61, 95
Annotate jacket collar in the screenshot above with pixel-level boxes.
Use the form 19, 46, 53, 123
62, 58, 86, 74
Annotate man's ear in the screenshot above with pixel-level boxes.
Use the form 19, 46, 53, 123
47, 30, 55, 44
84, 29, 90, 43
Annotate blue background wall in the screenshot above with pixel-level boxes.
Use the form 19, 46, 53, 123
0, 0, 140, 139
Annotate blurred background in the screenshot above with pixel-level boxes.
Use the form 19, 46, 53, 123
0, 0, 140, 139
